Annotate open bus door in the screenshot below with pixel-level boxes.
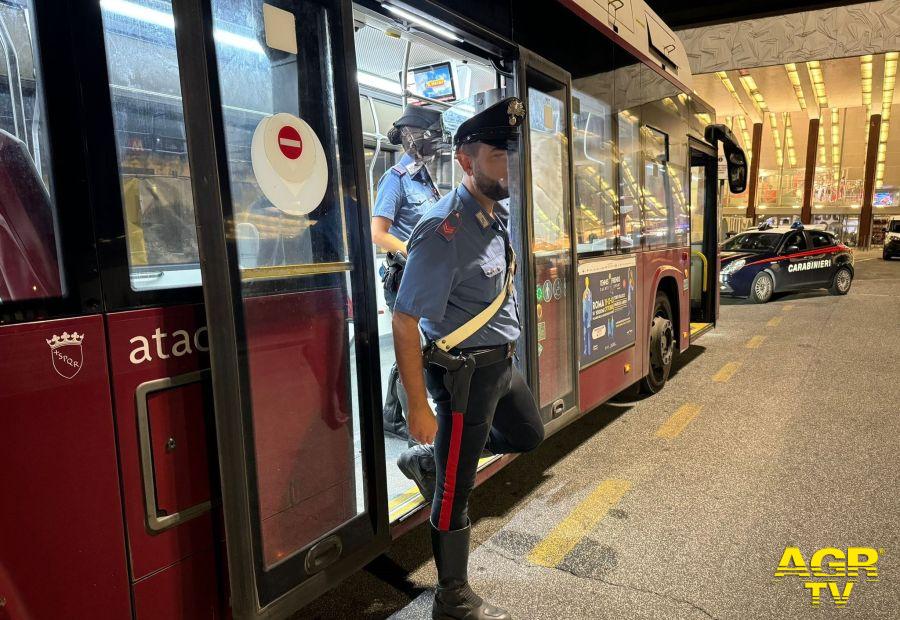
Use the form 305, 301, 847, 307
688, 139, 719, 335
517, 49, 579, 424
690, 125, 747, 339
172, 0, 388, 616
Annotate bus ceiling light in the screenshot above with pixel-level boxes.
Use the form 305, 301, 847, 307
358, 71, 402, 94
382, 4, 462, 42
100, 0, 264, 55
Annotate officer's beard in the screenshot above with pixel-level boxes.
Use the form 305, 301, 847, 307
472, 162, 509, 201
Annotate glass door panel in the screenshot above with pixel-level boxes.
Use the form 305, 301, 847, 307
524, 58, 577, 421
174, 0, 388, 616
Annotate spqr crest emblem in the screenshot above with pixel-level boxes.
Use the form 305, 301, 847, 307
46, 332, 84, 379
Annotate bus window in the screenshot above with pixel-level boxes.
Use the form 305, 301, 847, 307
617, 108, 641, 250
0, 0, 64, 303
528, 86, 570, 252
640, 124, 672, 247
615, 52, 643, 250
572, 88, 616, 253
100, 0, 200, 291
639, 67, 690, 249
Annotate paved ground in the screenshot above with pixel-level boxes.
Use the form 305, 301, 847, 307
303, 253, 900, 619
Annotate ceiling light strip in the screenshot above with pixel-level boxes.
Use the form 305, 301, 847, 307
784, 114, 797, 167
876, 52, 898, 188
784, 63, 807, 110
806, 60, 828, 108
831, 108, 841, 183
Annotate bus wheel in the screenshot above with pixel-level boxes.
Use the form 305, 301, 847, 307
641, 292, 675, 395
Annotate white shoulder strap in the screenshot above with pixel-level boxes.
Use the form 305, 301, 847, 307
436, 254, 515, 352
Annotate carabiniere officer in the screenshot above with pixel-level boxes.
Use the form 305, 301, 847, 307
372, 104, 443, 441
392, 95, 545, 620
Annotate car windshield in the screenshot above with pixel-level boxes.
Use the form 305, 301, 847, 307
890, 221, 900, 233
721, 232, 782, 252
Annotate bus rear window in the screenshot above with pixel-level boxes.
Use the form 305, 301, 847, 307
0, 0, 64, 304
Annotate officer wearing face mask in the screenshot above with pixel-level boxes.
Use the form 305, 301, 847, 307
392, 95, 544, 620
373, 104, 443, 441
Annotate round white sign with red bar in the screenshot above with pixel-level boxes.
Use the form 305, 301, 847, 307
251, 112, 328, 216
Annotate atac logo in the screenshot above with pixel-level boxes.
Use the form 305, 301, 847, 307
774, 546, 880, 607
46, 332, 85, 379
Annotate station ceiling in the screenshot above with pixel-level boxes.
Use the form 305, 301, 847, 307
646, 0, 869, 29
693, 56, 882, 117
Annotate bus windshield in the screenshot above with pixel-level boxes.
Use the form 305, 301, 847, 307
721, 232, 782, 252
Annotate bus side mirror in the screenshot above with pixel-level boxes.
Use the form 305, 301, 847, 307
723, 144, 747, 194
704, 124, 748, 194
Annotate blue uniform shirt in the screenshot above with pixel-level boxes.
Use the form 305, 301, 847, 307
395, 183, 521, 348
373, 153, 440, 241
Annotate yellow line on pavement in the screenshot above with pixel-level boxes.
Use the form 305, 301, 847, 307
713, 361, 741, 382
655, 403, 702, 440
528, 479, 632, 568
746, 335, 766, 349
767, 316, 783, 327
782, 304, 795, 312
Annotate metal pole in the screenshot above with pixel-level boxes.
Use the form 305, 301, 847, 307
401, 38, 410, 108
363, 94, 382, 210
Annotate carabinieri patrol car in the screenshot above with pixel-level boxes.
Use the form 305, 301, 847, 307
719, 222, 854, 303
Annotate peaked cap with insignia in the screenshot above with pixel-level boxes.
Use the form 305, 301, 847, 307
393, 104, 443, 131
452, 96, 526, 150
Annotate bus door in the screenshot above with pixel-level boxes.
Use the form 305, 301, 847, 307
688, 140, 719, 331
518, 49, 579, 423
172, 0, 388, 617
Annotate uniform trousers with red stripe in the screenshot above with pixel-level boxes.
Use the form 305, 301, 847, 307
426, 356, 544, 531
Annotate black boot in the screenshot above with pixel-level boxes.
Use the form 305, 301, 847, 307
431, 522, 511, 620
397, 444, 437, 501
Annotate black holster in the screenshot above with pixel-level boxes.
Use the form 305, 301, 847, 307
422, 342, 476, 415
382, 251, 407, 293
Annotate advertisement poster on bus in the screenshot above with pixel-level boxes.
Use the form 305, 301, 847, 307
578, 255, 636, 368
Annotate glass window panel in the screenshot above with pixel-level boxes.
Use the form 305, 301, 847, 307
0, 1, 64, 303
572, 88, 617, 253
638, 67, 689, 249
690, 165, 706, 246
615, 55, 642, 249
100, 0, 201, 291
529, 86, 569, 251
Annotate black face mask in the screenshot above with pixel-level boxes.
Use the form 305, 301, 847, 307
402, 127, 441, 162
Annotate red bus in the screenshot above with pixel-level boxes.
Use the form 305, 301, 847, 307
0, 0, 745, 618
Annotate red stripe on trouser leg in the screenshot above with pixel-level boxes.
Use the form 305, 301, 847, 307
437, 411, 465, 531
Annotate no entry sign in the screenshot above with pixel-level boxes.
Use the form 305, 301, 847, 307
277, 125, 303, 160
251, 112, 328, 216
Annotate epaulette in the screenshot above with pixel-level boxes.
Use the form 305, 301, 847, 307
390, 164, 407, 176
436, 210, 462, 241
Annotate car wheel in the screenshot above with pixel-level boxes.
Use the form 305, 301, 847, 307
749, 272, 774, 304
640, 292, 675, 395
830, 266, 853, 295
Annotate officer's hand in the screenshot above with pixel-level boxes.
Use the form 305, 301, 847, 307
408, 404, 437, 445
